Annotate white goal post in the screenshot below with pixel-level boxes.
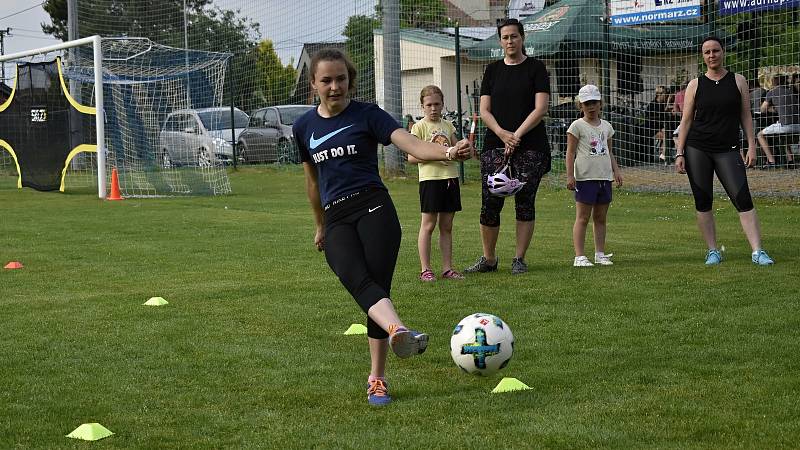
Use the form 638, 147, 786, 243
0, 35, 107, 198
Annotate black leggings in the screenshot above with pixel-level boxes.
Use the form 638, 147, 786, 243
685, 145, 754, 213
324, 190, 401, 339
479, 146, 551, 226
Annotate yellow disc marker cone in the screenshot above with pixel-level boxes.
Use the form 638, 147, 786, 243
343, 323, 368, 335
66, 423, 114, 441
491, 377, 532, 394
143, 296, 169, 306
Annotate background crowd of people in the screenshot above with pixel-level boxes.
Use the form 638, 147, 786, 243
643, 71, 800, 168
754, 73, 800, 168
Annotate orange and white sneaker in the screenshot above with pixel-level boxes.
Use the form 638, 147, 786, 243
367, 378, 391, 406
388, 325, 428, 358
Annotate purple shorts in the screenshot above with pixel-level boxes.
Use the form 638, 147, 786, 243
575, 180, 612, 205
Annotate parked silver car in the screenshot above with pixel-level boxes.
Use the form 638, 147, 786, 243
158, 107, 249, 167
237, 105, 313, 164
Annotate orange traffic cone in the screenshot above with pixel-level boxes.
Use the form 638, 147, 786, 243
107, 167, 123, 201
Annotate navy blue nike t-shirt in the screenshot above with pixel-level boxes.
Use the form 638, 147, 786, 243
294, 101, 401, 207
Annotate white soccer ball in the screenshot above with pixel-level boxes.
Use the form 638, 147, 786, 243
450, 313, 514, 376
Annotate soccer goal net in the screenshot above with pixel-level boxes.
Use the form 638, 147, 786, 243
0, 36, 233, 198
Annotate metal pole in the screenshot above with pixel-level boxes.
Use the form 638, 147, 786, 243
228, 57, 237, 169
184, 0, 189, 50
602, 1, 611, 103
184, 0, 191, 105
382, 0, 404, 176
708, 0, 717, 38
67, 0, 78, 39
0, 28, 11, 81
67, 0, 83, 172
454, 23, 465, 183
455, 24, 463, 139
92, 36, 107, 199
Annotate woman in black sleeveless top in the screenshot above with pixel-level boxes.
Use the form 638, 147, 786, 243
675, 36, 774, 266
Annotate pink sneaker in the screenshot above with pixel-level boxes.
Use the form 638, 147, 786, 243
441, 269, 465, 280
419, 269, 436, 282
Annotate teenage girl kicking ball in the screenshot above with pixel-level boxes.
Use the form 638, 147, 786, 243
294, 49, 473, 406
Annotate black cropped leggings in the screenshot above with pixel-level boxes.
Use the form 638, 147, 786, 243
685, 145, 754, 213
479, 146, 551, 226
323, 190, 401, 339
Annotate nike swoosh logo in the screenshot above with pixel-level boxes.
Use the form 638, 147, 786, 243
368, 205, 383, 213
310, 125, 354, 149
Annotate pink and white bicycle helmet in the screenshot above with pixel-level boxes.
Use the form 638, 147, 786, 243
487, 162, 526, 197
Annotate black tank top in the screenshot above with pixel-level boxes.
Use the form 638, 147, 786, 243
686, 72, 741, 152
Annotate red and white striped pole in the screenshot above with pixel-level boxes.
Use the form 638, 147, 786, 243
468, 114, 477, 144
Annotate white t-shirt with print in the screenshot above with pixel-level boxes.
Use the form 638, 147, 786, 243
567, 118, 615, 181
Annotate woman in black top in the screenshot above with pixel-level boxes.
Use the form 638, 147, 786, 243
675, 36, 774, 266
465, 17, 551, 276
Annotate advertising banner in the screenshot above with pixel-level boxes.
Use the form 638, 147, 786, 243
719, 0, 800, 15
610, 0, 702, 26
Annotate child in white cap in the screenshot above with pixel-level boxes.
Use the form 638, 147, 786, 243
565, 84, 623, 267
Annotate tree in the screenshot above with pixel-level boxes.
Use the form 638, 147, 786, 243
187, 7, 263, 113
39, 0, 296, 114
251, 40, 297, 108
718, 9, 799, 84
375, 0, 450, 29
343, 15, 379, 103
41, 0, 67, 39
42, 0, 212, 45
399, 0, 449, 28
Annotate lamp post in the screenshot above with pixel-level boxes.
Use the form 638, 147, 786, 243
0, 28, 11, 82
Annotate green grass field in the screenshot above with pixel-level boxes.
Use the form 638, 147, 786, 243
2, 166, 799, 449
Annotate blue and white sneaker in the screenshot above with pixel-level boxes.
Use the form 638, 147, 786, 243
752, 250, 774, 266
388, 325, 428, 359
367, 378, 391, 406
705, 249, 722, 266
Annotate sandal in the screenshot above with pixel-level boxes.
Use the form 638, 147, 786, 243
419, 269, 436, 282
441, 269, 465, 280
